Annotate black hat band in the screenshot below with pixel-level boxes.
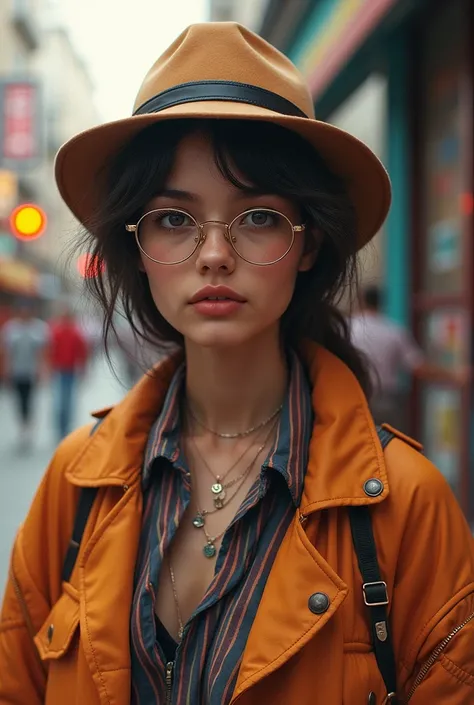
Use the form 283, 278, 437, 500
133, 80, 308, 119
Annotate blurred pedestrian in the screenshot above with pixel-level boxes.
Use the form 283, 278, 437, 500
350, 285, 465, 429
1, 23, 473, 705
0, 301, 48, 451
48, 305, 88, 440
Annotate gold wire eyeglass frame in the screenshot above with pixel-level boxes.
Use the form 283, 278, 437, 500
125, 207, 306, 266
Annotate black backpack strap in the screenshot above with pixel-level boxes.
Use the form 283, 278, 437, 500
348, 425, 398, 703
62, 487, 98, 582
61, 419, 103, 583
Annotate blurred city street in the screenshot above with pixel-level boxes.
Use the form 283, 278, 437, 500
0, 352, 127, 597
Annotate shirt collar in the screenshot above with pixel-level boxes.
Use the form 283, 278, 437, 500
142, 351, 313, 505
264, 349, 313, 506
142, 363, 185, 487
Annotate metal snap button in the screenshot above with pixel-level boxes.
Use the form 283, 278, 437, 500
308, 592, 330, 615
47, 624, 54, 643
367, 692, 376, 705
363, 478, 384, 497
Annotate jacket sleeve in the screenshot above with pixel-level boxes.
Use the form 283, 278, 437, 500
383, 440, 474, 703
0, 425, 92, 704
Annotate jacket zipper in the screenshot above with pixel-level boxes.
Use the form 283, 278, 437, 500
10, 566, 48, 676
165, 660, 174, 704
406, 611, 474, 701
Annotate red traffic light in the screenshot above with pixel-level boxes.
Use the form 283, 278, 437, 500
9, 203, 47, 241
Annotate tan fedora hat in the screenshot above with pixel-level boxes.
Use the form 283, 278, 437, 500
55, 22, 391, 248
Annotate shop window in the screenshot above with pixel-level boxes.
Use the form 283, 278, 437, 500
420, 2, 465, 296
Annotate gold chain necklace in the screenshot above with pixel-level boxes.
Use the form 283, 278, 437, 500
186, 421, 273, 509
186, 402, 282, 439
167, 557, 184, 640
191, 419, 279, 557
188, 418, 262, 500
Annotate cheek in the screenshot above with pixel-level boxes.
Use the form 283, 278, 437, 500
141, 260, 182, 317
257, 251, 302, 311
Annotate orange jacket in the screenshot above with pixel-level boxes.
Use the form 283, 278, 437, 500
1, 345, 473, 704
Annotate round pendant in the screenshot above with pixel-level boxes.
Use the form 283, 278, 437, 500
211, 482, 223, 494
203, 542, 216, 558
192, 515, 205, 528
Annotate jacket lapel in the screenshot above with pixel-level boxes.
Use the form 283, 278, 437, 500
79, 481, 143, 705
62, 355, 183, 703
232, 345, 389, 700
232, 510, 348, 701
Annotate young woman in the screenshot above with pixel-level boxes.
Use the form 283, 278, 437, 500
1, 22, 473, 705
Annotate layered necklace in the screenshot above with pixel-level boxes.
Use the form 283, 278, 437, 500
189, 418, 279, 557
186, 401, 282, 439
166, 402, 282, 640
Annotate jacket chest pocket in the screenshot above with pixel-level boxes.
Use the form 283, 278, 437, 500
34, 586, 79, 661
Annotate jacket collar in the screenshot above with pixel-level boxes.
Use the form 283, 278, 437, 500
64, 344, 388, 509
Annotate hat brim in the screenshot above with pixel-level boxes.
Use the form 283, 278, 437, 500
55, 100, 391, 249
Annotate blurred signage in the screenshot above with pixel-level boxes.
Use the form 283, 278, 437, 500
0, 79, 42, 170
295, 0, 398, 97
422, 386, 461, 494
0, 169, 18, 218
0, 258, 39, 295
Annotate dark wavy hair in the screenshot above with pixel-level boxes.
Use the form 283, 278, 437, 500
77, 118, 372, 395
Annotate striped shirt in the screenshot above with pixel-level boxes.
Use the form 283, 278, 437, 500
130, 350, 313, 704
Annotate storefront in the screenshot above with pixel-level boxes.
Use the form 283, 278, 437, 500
411, 0, 472, 506
278, 0, 474, 520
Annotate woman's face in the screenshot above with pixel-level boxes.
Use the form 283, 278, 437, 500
138, 131, 317, 350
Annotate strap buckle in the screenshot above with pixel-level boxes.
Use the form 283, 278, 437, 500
363, 580, 389, 607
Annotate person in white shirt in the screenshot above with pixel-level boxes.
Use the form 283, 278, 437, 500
1, 302, 48, 450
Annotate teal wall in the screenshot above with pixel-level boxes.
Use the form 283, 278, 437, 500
288, 0, 340, 65
384, 34, 410, 326
288, 5, 411, 326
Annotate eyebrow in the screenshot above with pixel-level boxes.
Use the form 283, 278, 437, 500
156, 188, 198, 201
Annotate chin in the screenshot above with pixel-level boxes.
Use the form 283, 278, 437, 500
182, 320, 266, 350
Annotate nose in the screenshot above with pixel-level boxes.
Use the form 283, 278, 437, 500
195, 221, 236, 274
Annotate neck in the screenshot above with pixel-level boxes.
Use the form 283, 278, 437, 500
183, 327, 288, 435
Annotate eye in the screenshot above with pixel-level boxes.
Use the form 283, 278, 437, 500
242, 210, 276, 228
159, 211, 194, 228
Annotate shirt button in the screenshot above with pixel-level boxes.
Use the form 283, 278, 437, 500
308, 592, 330, 615
47, 624, 54, 643
363, 478, 384, 497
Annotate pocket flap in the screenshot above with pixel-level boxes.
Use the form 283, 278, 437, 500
34, 588, 79, 660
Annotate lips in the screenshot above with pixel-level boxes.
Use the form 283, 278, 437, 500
189, 286, 246, 304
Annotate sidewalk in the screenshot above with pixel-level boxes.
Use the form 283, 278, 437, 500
0, 352, 127, 596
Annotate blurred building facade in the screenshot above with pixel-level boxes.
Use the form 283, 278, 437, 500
0, 0, 99, 326
250, 0, 473, 521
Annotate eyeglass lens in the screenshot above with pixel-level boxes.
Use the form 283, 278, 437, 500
136, 208, 294, 265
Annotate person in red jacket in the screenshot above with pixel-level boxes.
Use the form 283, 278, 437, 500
48, 305, 88, 440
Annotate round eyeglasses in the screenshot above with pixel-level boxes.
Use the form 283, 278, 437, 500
125, 207, 306, 266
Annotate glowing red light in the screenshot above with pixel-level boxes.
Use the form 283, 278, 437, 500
77, 253, 105, 278
460, 193, 473, 216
